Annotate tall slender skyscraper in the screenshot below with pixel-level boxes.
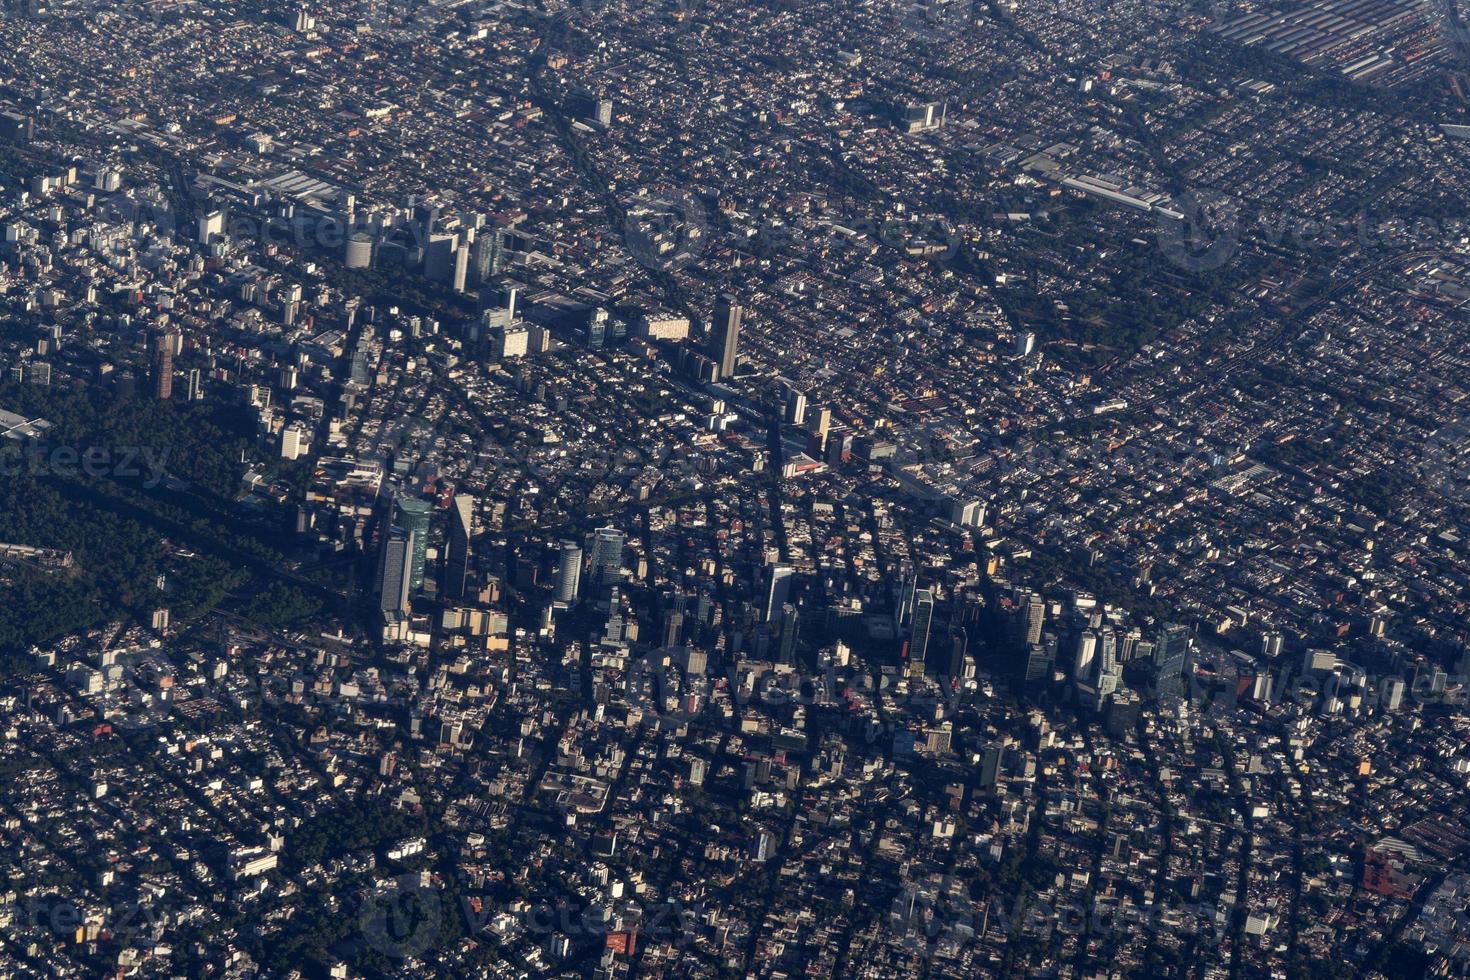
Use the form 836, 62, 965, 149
394, 497, 433, 591
708, 294, 742, 379
151, 333, 175, 400
377, 526, 414, 615
555, 539, 583, 603
443, 494, 474, 600
777, 604, 800, 665
909, 588, 934, 672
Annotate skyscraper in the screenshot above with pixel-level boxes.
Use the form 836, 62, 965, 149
443, 494, 474, 600
1074, 630, 1098, 681
591, 527, 625, 584
778, 604, 800, 665
784, 388, 807, 426
1153, 623, 1191, 697
708, 294, 742, 379
377, 526, 414, 615
1024, 593, 1046, 647
151, 333, 174, 400
555, 539, 583, 603
394, 497, 433, 591
763, 563, 794, 622
909, 588, 934, 672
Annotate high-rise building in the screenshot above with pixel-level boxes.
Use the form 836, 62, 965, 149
945, 624, 968, 679
198, 209, 225, 245
394, 497, 433, 591
1074, 630, 1098, 681
471, 228, 505, 286
812, 406, 832, 451
591, 527, 625, 584
1153, 623, 1191, 697
150, 333, 174, 400
443, 494, 474, 600
909, 588, 935, 672
784, 388, 807, 426
662, 607, 684, 649
778, 604, 800, 665
376, 526, 415, 615
949, 498, 987, 528
555, 539, 583, 603
708, 294, 742, 379
1024, 593, 1046, 647
763, 563, 794, 622
979, 744, 1001, 788
1022, 632, 1058, 687
345, 233, 374, 269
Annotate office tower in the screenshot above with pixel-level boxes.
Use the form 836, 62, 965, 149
1106, 690, 1141, 737
777, 604, 800, 664
1074, 631, 1098, 681
1024, 593, 1045, 647
150, 333, 174, 400
394, 497, 432, 590
1097, 629, 1118, 680
1153, 623, 1191, 697
585, 307, 609, 349
662, 607, 684, 649
555, 539, 583, 603
280, 427, 306, 460
186, 368, 202, 401
591, 527, 625, 583
0, 110, 33, 144
1382, 677, 1405, 712
345, 233, 374, 269
471, 228, 505, 286
899, 100, 946, 134
708, 294, 742, 379
763, 563, 794, 623
376, 526, 414, 615
949, 498, 986, 529
979, 743, 1001, 788
909, 588, 934, 671
452, 240, 471, 293
1022, 632, 1058, 687
423, 232, 458, 283
812, 406, 831, 450
594, 98, 613, 128
784, 388, 807, 426
198, 209, 225, 245
946, 624, 968, 679
896, 567, 917, 628
443, 494, 474, 600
